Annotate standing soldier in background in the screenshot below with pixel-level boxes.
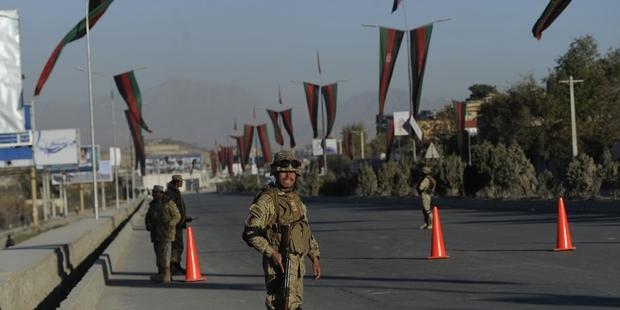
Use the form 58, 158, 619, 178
417, 166, 436, 230
165, 175, 193, 274
243, 150, 322, 310
145, 185, 180, 283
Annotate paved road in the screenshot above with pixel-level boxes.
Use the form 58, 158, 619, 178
96, 193, 620, 309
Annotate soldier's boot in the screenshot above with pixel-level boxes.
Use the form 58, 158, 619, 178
162, 267, 172, 283
419, 222, 428, 229
150, 273, 163, 283
171, 262, 185, 275
426, 213, 434, 230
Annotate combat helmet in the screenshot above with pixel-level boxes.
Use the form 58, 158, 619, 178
270, 150, 302, 175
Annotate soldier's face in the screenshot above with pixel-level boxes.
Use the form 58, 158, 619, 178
276, 171, 297, 190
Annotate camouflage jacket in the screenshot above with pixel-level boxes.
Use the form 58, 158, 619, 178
243, 184, 320, 259
165, 182, 186, 229
418, 175, 436, 195
145, 197, 181, 242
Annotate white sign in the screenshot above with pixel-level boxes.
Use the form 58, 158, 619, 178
109, 147, 121, 166
312, 139, 338, 156
0, 10, 25, 133
393, 111, 422, 140
425, 142, 440, 159
79, 145, 100, 171
33, 129, 79, 168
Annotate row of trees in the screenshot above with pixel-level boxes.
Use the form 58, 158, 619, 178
219, 36, 619, 200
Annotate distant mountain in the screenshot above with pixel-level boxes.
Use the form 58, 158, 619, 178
35, 78, 454, 150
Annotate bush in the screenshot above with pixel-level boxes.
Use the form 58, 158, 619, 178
471, 142, 537, 199
564, 153, 601, 199
298, 172, 321, 196
357, 163, 378, 196
376, 161, 398, 196
536, 170, 563, 199
437, 154, 465, 197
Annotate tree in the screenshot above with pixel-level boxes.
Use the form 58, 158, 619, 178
341, 122, 368, 160
467, 84, 497, 101
564, 153, 601, 199
357, 163, 378, 196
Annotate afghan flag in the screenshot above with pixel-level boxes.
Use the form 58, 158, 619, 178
267, 109, 284, 146
114, 71, 152, 132
343, 128, 353, 160
226, 146, 235, 176
321, 83, 338, 138
256, 124, 273, 165
453, 101, 467, 154
391, 0, 402, 13
230, 135, 244, 171
410, 24, 433, 116
34, 0, 114, 96
385, 117, 395, 161
379, 27, 404, 118
280, 109, 296, 148
209, 151, 217, 177
303, 82, 320, 138
242, 125, 255, 168
218, 146, 226, 170
532, 0, 572, 40
124, 109, 145, 175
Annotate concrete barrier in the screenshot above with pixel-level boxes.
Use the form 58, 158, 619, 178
0, 199, 143, 310
59, 205, 143, 309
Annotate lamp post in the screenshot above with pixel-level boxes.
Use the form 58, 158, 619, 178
350, 130, 365, 159
559, 75, 584, 157
85, 0, 99, 219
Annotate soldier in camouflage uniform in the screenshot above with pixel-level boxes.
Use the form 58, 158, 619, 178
417, 167, 436, 230
165, 175, 193, 274
243, 150, 321, 310
145, 185, 181, 283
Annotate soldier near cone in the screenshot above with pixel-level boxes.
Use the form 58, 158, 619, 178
165, 174, 193, 275
145, 185, 181, 283
417, 167, 436, 230
243, 150, 322, 310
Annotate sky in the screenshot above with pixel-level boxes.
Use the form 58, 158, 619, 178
3, 0, 620, 148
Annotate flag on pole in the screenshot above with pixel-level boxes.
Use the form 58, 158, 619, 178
234, 119, 238, 131
280, 109, 296, 148
532, 0, 572, 40
230, 135, 244, 171
243, 124, 255, 168
124, 109, 145, 175
453, 101, 467, 154
410, 24, 433, 116
209, 151, 217, 177
391, 0, 402, 14
316, 49, 322, 75
303, 82, 320, 138
34, 0, 114, 96
114, 70, 152, 132
385, 117, 395, 161
321, 83, 338, 138
267, 109, 284, 146
256, 124, 273, 165
343, 128, 353, 159
378, 27, 404, 118
278, 85, 283, 105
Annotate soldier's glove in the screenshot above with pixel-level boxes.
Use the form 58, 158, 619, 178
186, 217, 194, 223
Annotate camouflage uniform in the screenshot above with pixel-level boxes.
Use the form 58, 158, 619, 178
145, 186, 181, 283
417, 167, 436, 230
243, 151, 320, 310
165, 175, 187, 269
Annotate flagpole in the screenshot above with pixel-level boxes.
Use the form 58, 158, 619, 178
111, 89, 120, 209
85, 0, 99, 220
317, 50, 328, 175
400, 0, 417, 162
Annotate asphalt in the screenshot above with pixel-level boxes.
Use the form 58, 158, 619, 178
95, 193, 620, 310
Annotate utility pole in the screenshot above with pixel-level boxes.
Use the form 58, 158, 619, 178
85, 0, 99, 219
559, 75, 584, 157
351, 130, 365, 159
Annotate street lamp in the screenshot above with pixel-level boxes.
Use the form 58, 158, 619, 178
559, 75, 584, 157
350, 130, 365, 159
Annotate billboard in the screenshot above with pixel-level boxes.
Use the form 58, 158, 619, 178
393, 111, 422, 140
33, 129, 79, 168
79, 145, 100, 172
312, 139, 338, 156
0, 10, 25, 133
109, 147, 121, 167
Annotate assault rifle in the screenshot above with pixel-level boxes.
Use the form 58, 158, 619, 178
279, 224, 291, 310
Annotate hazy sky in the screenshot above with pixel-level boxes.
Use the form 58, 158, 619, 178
4, 0, 620, 147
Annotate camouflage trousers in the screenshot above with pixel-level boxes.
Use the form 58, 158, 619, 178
263, 253, 305, 310
421, 193, 432, 224
153, 241, 172, 272
171, 228, 184, 264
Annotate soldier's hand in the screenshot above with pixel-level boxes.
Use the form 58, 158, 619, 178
269, 251, 284, 273
186, 217, 194, 223
312, 257, 321, 280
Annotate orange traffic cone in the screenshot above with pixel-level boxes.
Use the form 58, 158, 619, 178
554, 197, 576, 251
428, 206, 449, 259
184, 226, 206, 281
